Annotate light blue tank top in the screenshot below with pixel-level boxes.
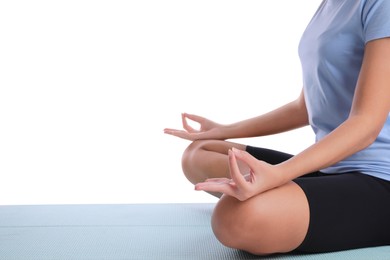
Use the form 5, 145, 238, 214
299, 0, 390, 180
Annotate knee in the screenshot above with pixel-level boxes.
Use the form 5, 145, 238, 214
180, 140, 205, 183
211, 196, 244, 249
211, 183, 310, 255
181, 141, 198, 172
211, 195, 273, 256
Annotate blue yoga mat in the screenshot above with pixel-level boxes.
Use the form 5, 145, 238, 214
0, 203, 389, 259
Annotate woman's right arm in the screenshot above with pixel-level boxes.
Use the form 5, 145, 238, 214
223, 89, 309, 139
164, 89, 309, 141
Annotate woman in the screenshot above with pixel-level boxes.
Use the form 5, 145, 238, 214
164, 0, 390, 255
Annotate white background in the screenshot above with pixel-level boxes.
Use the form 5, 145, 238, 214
0, 0, 322, 205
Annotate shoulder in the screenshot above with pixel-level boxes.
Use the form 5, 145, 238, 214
360, 0, 390, 43
361, 0, 390, 20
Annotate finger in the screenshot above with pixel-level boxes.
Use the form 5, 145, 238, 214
231, 147, 259, 172
163, 129, 192, 140
163, 128, 180, 133
182, 113, 198, 133
203, 177, 231, 183
228, 149, 249, 189
163, 128, 183, 135
183, 113, 204, 123
195, 181, 236, 196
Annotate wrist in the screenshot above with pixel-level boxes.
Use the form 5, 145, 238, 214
215, 124, 235, 140
273, 162, 297, 184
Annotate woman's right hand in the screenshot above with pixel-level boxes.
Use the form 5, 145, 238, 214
163, 113, 225, 141
195, 147, 287, 201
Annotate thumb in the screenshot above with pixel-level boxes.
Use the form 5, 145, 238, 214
231, 147, 259, 168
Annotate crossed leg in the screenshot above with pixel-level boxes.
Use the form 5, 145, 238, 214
181, 140, 247, 185
181, 140, 310, 255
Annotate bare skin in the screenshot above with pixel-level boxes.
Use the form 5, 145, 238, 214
164, 38, 390, 255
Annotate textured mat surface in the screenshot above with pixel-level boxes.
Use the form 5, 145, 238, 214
0, 203, 389, 260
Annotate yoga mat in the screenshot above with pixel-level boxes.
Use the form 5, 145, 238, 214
0, 203, 389, 259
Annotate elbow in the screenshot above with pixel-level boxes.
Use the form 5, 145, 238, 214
365, 130, 379, 147
350, 125, 380, 153
365, 126, 382, 145
351, 116, 385, 148
365, 114, 387, 145
348, 115, 386, 149
294, 92, 310, 127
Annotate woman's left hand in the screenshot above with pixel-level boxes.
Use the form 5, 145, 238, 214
195, 147, 286, 201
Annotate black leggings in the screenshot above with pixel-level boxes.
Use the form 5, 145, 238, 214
246, 146, 390, 253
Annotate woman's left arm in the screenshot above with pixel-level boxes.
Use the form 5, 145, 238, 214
195, 38, 390, 201
278, 38, 390, 180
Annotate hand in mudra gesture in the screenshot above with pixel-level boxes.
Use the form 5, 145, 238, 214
195, 147, 286, 201
164, 113, 225, 141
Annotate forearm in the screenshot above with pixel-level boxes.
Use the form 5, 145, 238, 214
277, 38, 390, 181
222, 91, 309, 139
276, 115, 381, 181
